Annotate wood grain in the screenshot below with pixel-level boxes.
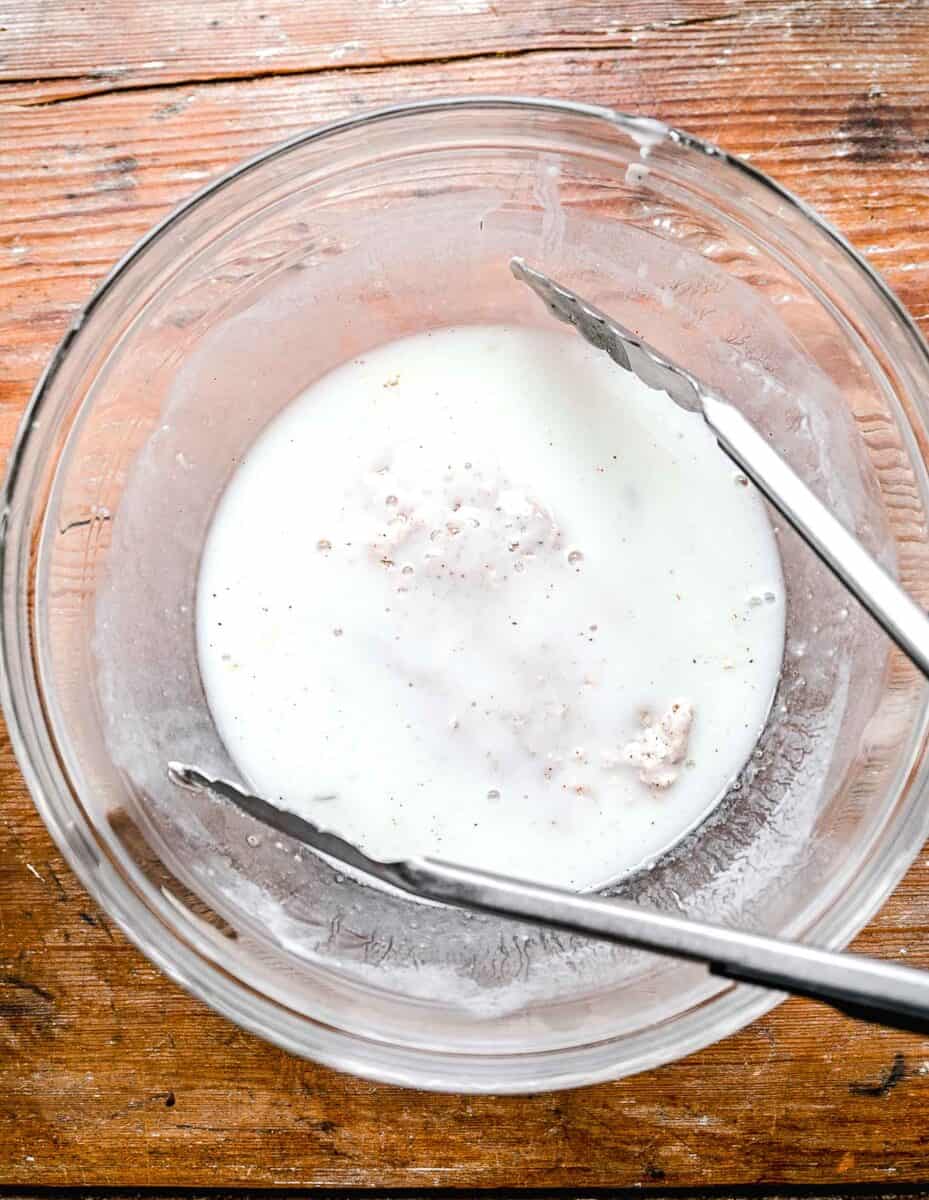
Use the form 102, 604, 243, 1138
4, 0, 929, 1188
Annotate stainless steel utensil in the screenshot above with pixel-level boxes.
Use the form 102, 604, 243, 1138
170, 762, 929, 1034
169, 260, 929, 1036
511, 257, 929, 678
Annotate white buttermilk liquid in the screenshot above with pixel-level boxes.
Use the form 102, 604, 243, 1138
197, 324, 785, 890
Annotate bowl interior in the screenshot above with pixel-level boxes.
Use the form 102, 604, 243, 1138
10, 101, 929, 1091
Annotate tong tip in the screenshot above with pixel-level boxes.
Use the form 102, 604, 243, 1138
509, 256, 704, 415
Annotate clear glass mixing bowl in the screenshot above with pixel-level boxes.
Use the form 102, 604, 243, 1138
4, 97, 929, 1093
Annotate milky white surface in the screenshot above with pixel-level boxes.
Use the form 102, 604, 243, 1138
197, 324, 785, 890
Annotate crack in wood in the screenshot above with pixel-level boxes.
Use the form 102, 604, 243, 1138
0, 974, 54, 1005
5, 47, 626, 108
849, 1052, 908, 1098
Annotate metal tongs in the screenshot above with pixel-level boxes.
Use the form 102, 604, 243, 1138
171, 260, 929, 1035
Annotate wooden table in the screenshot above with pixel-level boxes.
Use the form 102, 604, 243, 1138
4, 0, 929, 1189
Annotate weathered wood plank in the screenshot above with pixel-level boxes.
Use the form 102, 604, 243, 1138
3, 1195, 929, 1200
4, 0, 929, 1189
0, 1, 751, 91
1, 0, 925, 103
